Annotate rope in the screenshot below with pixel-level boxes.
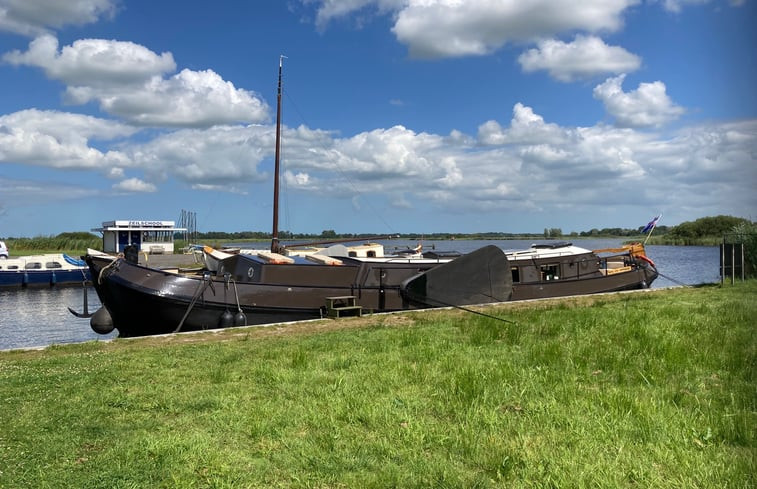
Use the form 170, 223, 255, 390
231, 278, 243, 313
405, 291, 517, 325
656, 271, 690, 287
97, 253, 123, 285
174, 273, 213, 333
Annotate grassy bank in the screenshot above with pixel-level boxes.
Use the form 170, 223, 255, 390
1, 284, 754, 488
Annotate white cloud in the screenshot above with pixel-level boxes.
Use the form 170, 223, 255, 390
4, 35, 176, 86
3, 36, 270, 127
478, 103, 568, 145
312, 0, 406, 30
0, 0, 117, 37
112, 177, 157, 193
0, 109, 135, 170
128, 124, 271, 186
308, 0, 747, 59
658, 0, 710, 13
122, 106, 755, 217
393, 0, 638, 59
518, 35, 642, 82
1, 106, 754, 222
658, 0, 746, 12
307, 0, 639, 59
593, 74, 685, 128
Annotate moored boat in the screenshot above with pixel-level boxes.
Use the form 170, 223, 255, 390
506, 241, 657, 300
83, 245, 511, 337
77, 58, 656, 338
0, 253, 90, 288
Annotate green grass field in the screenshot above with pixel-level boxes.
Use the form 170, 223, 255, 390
1, 283, 754, 488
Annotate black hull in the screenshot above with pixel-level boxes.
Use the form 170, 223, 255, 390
88, 258, 383, 337
84, 243, 656, 338
98, 290, 320, 337
85, 246, 511, 337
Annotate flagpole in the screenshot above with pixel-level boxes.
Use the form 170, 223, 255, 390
643, 213, 662, 245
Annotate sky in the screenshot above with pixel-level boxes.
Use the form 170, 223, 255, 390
0, 0, 755, 238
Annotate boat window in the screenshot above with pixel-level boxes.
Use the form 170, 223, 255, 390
45, 262, 63, 269
25, 262, 42, 270
348, 251, 357, 257
540, 264, 560, 281
511, 266, 520, 283
367, 250, 376, 257
6, 265, 19, 270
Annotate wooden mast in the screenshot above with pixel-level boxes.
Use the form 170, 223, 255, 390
271, 55, 284, 253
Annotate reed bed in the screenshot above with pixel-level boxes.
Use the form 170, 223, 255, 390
0, 283, 754, 488
5, 233, 101, 256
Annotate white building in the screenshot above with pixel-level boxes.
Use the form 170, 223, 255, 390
93, 220, 187, 254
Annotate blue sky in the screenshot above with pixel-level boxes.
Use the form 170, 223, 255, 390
0, 0, 755, 238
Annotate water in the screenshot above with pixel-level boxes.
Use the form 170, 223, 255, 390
1, 286, 118, 350
0, 240, 720, 350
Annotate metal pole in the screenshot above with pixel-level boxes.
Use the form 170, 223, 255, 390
271, 55, 285, 253
721, 238, 725, 285
731, 241, 735, 285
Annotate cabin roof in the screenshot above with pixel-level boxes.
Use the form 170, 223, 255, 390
505, 244, 593, 261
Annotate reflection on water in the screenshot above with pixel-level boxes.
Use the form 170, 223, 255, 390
0, 286, 117, 350
0, 240, 721, 351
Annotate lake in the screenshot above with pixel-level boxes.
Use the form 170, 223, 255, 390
0, 239, 721, 351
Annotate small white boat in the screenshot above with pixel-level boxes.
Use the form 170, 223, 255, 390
0, 253, 90, 288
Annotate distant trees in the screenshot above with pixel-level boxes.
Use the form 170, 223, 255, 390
184, 215, 754, 246
577, 227, 662, 237
667, 215, 750, 242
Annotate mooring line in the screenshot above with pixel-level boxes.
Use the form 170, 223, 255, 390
407, 292, 517, 325
657, 271, 690, 287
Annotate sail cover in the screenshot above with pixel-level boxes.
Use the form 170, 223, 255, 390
401, 245, 512, 307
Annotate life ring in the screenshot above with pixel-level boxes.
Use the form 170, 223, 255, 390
637, 255, 656, 268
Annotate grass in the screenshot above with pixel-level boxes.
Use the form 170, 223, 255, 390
4, 234, 101, 257
1, 283, 754, 488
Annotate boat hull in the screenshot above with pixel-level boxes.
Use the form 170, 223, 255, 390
511, 267, 657, 301
83, 242, 656, 338
0, 253, 90, 288
0, 269, 89, 288
506, 242, 658, 300
85, 246, 511, 337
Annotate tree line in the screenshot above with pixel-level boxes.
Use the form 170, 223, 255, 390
3, 215, 753, 246
193, 215, 753, 242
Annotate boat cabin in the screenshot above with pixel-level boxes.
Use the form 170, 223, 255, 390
93, 220, 186, 254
